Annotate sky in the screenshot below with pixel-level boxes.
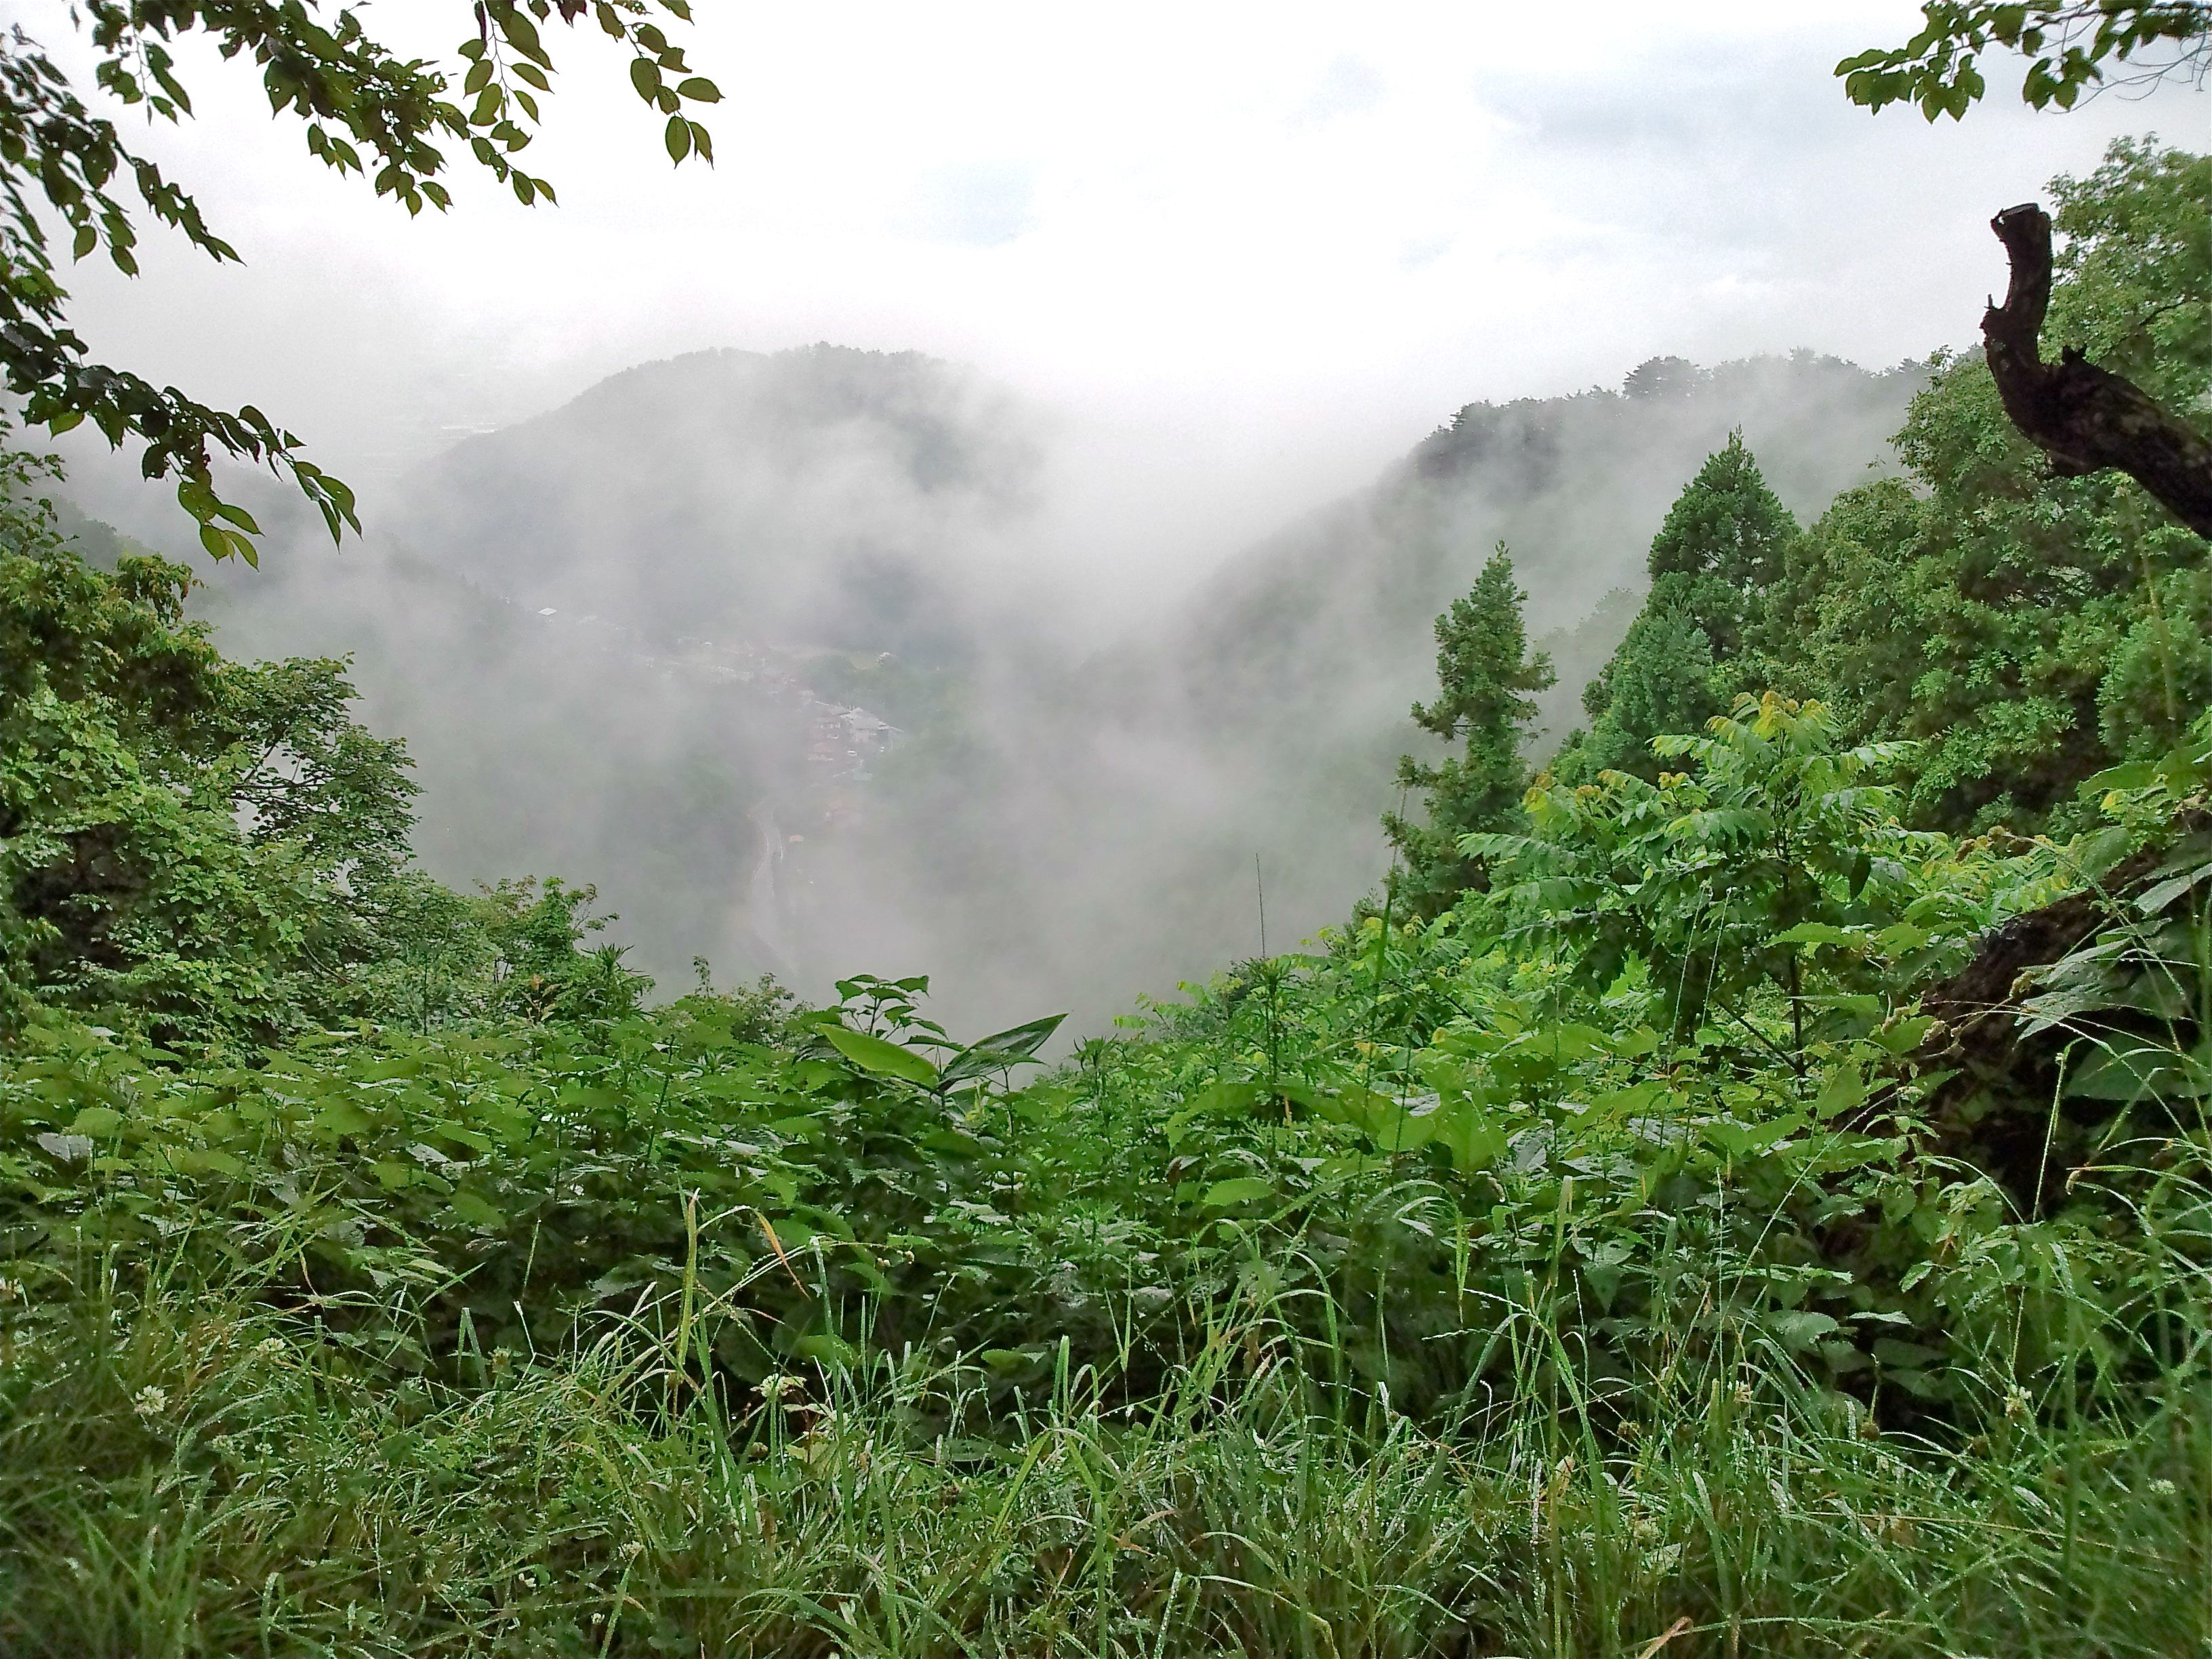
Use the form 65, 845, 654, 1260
41, 0, 2210, 592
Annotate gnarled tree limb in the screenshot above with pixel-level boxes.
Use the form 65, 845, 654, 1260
1982, 202, 2212, 537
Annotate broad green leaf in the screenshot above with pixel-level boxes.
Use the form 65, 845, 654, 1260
939, 1012, 1067, 1086
1435, 1101, 1507, 1171
1771, 1310, 1838, 1350
1704, 1112, 1805, 1160
1771, 921, 1861, 949
1201, 1176, 1275, 1208
792, 1332, 856, 1368
823, 1027, 940, 1087
447, 1188, 505, 1229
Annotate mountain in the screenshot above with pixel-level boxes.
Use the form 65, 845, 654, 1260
1143, 351, 1924, 771
63, 343, 1925, 1035
392, 344, 1042, 661
836, 352, 1927, 1032
114, 346, 1044, 996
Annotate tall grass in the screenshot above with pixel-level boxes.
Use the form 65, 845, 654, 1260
3, 1210, 2204, 1658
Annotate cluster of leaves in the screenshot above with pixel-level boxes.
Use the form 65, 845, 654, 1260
1839, 2, 2210, 119
0, 1, 718, 554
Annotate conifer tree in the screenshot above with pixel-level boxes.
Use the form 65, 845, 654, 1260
1382, 545, 1554, 918
1568, 431, 1795, 779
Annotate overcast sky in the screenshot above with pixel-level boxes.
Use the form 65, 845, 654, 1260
44, 0, 2207, 582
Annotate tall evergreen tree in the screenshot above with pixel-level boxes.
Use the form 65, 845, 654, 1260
1565, 430, 1796, 779
1382, 545, 1554, 918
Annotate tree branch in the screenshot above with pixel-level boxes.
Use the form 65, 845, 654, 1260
1982, 201, 2212, 538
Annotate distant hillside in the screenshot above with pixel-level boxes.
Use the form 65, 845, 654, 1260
144, 345, 1048, 996
1143, 352, 1925, 769
78, 343, 1927, 1035
395, 344, 1042, 661
837, 353, 1927, 1032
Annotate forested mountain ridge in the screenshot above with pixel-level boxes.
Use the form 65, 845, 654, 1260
837, 351, 1928, 1032
1135, 351, 1921, 759
395, 343, 1042, 662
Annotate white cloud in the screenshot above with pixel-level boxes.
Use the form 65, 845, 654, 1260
45, 0, 2206, 594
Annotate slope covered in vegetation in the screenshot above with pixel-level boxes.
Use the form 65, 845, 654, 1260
2, 138, 2207, 1657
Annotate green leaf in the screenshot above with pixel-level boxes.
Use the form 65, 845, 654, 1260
448, 1189, 506, 1229
2068, 1037, 2211, 1103
2135, 855, 2212, 915
66, 1106, 124, 1136
1201, 1176, 1274, 1208
792, 1332, 856, 1368
1771, 921, 1861, 949
1772, 1310, 1839, 1351
1704, 1112, 1805, 1161
676, 76, 722, 102
941, 1013, 1067, 1086
664, 114, 691, 162
630, 57, 662, 100
823, 1027, 941, 1087
1435, 1101, 1507, 1171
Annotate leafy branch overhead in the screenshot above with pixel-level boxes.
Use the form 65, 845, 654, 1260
0, 1, 721, 561
1837, 3, 2209, 119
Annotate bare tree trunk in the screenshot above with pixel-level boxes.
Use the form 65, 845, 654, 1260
1982, 203, 2212, 539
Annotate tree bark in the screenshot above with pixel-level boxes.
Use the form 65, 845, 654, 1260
1982, 203, 2212, 539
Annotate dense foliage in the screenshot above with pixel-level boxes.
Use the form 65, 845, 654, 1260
0, 105, 2206, 1659
3, 484, 2208, 1647
1544, 139, 2209, 837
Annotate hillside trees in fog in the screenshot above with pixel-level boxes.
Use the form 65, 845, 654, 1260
1559, 432, 1797, 784
1380, 546, 1553, 920
1756, 138, 2208, 829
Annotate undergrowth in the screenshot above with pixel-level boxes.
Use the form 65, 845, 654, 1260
4, 697, 2208, 1656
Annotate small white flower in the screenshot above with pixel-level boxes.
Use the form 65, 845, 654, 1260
2151, 1478, 2178, 1496
131, 1386, 167, 1419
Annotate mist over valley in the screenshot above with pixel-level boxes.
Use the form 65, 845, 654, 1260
60, 338, 1923, 1036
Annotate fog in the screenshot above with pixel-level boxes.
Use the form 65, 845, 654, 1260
43, 343, 1916, 1038
32, 1, 2207, 1038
